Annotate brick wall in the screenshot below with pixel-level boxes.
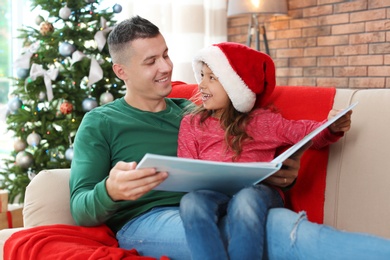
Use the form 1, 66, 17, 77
227, 0, 390, 88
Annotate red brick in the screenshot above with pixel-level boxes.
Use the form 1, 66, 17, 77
290, 18, 318, 28
318, 14, 349, 25
304, 46, 334, 56
290, 57, 317, 67
302, 26, 331, 37
369, 43, 390, 54
289, 37, 317, 48
277, 67, 304, 77
276, 29, 303, 39
349, 32, 386, 44
349, 55, 383, 65
318, 57, 348, 66
276, 48, 304, 58
318, 35, 349, 46
335, 44, 368, 56
287, 77, 317, 86
350, 9, 386, 23
334, 66, 367, 77
366, 20, 390, 32
384, 55, 390, 65
368, 0, 390, 9
368, 66, 390, 76
287, 77, 316, 86
303, 5, 333, 17
289, 0, 318, 9
349, 77, 385, 88
332, 23, 365, 35
334, 0, 367, 13
304, 67, 333, 76
269, 39, 289, 49
317, 77, 349, 88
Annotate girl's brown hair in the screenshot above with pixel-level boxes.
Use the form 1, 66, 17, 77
188, 92, 253, 161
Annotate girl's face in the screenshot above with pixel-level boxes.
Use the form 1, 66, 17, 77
198, 63, 230, 117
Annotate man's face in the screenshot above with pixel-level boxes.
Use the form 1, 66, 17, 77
117, 34, 173, 103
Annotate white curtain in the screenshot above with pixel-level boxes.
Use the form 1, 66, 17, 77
115, 0, 227, 83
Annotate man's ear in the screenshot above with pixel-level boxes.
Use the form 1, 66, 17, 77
112, 63, 127, 80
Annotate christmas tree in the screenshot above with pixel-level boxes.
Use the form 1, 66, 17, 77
0, 0, 125, 203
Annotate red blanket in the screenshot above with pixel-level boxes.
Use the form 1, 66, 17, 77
4, 224, 169, 260
170, 82, 336, 223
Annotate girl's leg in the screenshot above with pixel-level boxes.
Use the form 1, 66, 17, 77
265, 208, 390, 260
179, 190, 230, 260
117, 206, 190, 260
223, 185, 283, 260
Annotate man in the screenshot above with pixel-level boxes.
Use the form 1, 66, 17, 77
69, 16, 303, 259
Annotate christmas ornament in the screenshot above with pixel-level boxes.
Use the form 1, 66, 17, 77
100, 92, 114, 105
39, 21, 54, 36
15, 151, 34, 169
60, 101, 73, 114
27, 169, 36, 180
59, 6, 71, 20
65, 147, 74, 161
14, 139, 27, 152
27, 132, 42, 146
38, 91, 46, 101
82, 97, 98, 112
59, 42, 76, 57
7, 97, 23, 114
16, 68, 29, 79
113, 4, 122, 13
35, 15, 44, 26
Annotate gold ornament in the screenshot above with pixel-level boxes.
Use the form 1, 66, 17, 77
40, 21, 54, 36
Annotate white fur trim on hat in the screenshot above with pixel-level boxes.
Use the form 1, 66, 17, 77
192, 45, 256, 113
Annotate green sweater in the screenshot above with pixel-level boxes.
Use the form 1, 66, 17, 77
69, 97, 191, 233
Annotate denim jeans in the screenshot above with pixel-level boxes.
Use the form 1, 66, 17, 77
179, 185, 283, 260
117, 203, 390, 260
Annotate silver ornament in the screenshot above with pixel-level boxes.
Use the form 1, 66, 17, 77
15, 151, 34, 169
35, 15, 44, 26
27, 132, 42, 146
59, 42, 76, 57
8, 97, 23, 114
16, 68, 29, 79
38, 91, 46, 101
82, 97, 98, 112
14, 139, 27, 152
59, 6, 71, 20
113, 4, 122, 13
99, 92, 114, 105
65, 147, 74, 161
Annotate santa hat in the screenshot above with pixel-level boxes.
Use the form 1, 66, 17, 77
192, 42, 276, 113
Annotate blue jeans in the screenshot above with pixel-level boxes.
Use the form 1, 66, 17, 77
179, 185, 283, 260
117, 206, 390, 260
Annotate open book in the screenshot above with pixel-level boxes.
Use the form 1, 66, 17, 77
136, 102, 357, 195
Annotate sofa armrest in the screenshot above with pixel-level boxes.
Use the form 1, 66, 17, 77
23, 169, 75, 227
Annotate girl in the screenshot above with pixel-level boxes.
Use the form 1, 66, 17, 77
178, 42, 352, 260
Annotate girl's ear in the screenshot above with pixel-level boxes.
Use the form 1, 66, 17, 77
112, 63, 127, 80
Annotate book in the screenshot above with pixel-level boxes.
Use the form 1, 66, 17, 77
136, 102, 357, 195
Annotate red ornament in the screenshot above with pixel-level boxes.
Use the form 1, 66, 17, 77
60, 101, 73, 115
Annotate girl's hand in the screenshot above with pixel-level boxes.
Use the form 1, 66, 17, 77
328, 109, 352, 134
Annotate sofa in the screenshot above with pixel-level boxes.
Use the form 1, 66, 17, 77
1, 83, 390, 259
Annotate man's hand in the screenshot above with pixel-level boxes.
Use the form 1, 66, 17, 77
106, 161, 168, 201
264, 141, 312, 188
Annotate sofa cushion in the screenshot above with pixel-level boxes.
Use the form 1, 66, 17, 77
23, 169, 75, 227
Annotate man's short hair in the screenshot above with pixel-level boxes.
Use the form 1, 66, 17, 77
108, 16, 160, 64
